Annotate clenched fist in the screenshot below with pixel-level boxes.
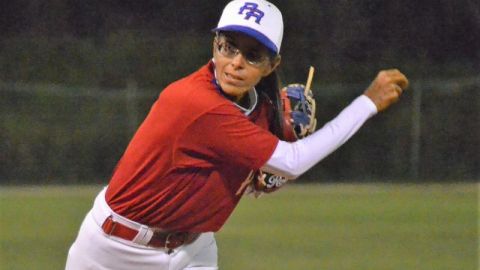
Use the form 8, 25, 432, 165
363, 69, 409, 112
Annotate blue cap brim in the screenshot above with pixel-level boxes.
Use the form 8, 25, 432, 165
212, 25, 278, 55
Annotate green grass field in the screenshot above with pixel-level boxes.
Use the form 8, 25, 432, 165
0, 183, 478, 270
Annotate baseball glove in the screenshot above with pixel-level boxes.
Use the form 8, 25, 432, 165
249, 83, 317, 196
281, 83, 317, 141
248, 170, 288, 197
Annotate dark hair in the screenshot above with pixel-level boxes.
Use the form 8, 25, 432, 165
256, 70, 285, 140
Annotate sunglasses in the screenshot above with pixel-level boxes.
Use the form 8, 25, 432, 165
214, 36, 273, 67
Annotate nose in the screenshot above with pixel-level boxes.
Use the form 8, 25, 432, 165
230, 52, 246, 69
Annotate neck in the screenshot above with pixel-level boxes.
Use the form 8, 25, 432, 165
234, 92, 250, 106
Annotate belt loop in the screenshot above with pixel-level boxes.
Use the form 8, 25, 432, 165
102, 216, 117, 236
164, 233, 173, 249
165, 233, 174, 254
132, 224, 154, 246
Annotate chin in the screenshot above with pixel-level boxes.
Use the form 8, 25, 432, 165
219, 83, 242, 97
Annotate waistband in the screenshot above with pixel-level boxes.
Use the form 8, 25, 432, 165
90, 187, 199, 251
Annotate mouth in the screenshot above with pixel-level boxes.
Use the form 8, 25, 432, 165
224, 72, 243, 83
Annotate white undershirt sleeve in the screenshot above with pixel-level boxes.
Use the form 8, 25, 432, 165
262, 95, 378, 179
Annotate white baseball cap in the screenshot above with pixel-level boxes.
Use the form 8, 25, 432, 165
212, 0, 284, 54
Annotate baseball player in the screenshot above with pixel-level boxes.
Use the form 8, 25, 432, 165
65, 0, 408, 269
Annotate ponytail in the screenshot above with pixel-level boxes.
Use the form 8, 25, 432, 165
256, 70, 285, 140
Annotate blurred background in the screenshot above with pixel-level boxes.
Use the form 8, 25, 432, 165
1, 0, 479, 185
0, 1, 478, 270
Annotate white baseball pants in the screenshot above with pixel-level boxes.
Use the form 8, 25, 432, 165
65, 188, 218, 270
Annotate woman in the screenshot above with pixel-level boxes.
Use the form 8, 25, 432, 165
66, 0, 408, 269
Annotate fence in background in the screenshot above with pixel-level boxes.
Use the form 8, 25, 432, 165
1, 77, 479, 184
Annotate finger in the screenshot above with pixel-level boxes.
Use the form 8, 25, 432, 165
396, 75, 409, 90
392, 83, 403, 95
384, 88, 401, 106
390, 94, 400, 105
387, 70, 409, 89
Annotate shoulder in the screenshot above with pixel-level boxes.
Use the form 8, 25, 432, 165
150, 62, 246, 123
160, 62, 229, 109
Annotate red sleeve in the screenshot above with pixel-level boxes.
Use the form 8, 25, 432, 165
175, 104, 279, 170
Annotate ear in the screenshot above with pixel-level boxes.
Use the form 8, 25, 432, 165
262, 55, 282, 77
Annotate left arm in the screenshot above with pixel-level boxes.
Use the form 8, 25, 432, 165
263, 95, 377, 179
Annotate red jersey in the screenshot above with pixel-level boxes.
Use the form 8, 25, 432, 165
105, 61, 279, 232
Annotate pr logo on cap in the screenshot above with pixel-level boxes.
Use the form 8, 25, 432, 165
213, 0, 283, 54
239, 3, 265, 24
